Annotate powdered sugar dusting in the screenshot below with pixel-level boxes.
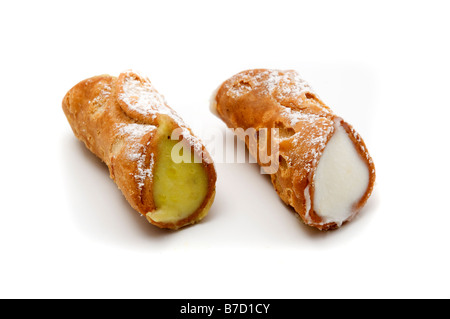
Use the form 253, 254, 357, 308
118, 72, 206, 159
350, 126, 373, 164
288, 122, 334, 175
225, 69, 337, 177
135, 149, 154, 190
118, 76, 167, 119
116, 123, 156, 193
227, 82, 252, 98
259, 70, 313, 101
227, 69, 315, 100
281, 107, 322, 127
117, 123, 157, 140
309, 124, 334, 169
118, 72, 180, 123
89, 82, 112, 106
183, 130, 205, 157
125, 141, 154, 194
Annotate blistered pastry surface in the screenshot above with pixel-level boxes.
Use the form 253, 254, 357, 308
214, 69, 375, 230
62, 71, 216, 229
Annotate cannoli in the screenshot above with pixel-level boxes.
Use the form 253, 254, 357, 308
211, 69, 375, 230
63, 70, 216, 230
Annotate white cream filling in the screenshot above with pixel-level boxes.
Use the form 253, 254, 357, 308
313, 125, 369, 225
209, 86, 221, 118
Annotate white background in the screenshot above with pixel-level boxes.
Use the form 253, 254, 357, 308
1, 0, 449, 299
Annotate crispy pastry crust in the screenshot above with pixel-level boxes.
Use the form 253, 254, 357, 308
213, 69, 375, 230
62, 71, 216, 230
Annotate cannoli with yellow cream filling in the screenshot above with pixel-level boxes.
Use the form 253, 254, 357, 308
63, 71, 216, 230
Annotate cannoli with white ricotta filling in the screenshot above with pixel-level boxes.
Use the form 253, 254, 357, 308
211, 69, 375, 230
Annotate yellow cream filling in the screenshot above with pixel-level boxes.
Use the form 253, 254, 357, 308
148, 132, 209, 225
